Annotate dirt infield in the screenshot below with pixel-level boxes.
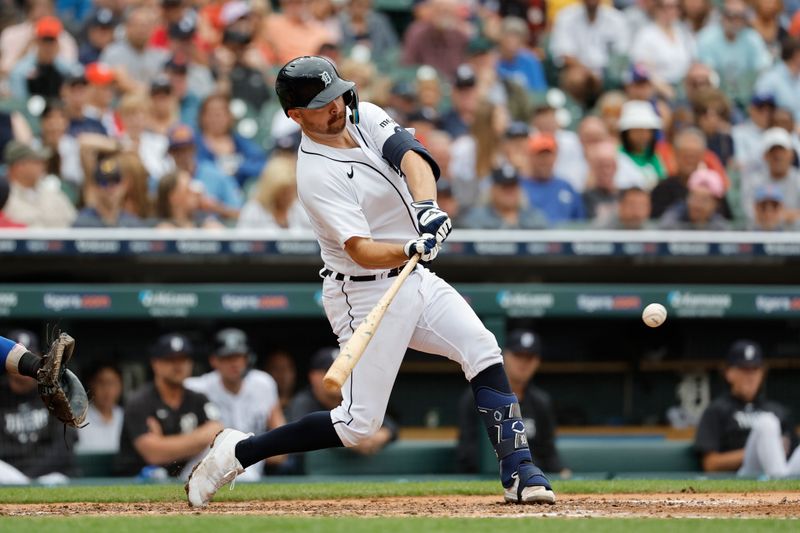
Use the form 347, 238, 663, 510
2, 492, 799, 519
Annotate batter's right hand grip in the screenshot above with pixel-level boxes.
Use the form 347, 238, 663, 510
323, 255, 421, 392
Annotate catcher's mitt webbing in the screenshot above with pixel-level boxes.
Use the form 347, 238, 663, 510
37, 333, 88, 428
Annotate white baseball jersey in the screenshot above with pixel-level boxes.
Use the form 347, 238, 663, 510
294, 101, 503, 448
184, 369, 278, 434
296, 102, 420, 275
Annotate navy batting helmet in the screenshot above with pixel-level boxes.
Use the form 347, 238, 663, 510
275, 56, 360, 124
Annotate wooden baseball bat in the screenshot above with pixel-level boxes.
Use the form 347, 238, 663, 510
323, 254, 420, 392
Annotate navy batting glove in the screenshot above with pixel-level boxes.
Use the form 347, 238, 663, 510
404, 233, 440, 262
411, 200, 452, 244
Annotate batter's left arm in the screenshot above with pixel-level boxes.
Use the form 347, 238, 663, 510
401, 151, 452, 244
401, 151, 437, 202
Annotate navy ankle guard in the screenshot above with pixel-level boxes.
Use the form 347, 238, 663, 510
475, 387, 533, 487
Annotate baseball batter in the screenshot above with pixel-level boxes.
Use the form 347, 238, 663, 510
186, 56, 555, 507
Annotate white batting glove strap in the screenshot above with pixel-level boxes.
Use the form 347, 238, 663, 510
411, 200, 453, 244
404, 233, 440, 262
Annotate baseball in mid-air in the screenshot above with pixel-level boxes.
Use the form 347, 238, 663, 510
642, 303, 667, 328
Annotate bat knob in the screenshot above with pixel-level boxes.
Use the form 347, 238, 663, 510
323, 371, 344, 393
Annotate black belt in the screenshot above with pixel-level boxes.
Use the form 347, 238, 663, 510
320, 266, 403, 282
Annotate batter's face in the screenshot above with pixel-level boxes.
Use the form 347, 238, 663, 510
289, 97, 347, 137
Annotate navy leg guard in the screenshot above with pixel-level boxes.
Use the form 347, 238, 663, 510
474, 386, 553, 495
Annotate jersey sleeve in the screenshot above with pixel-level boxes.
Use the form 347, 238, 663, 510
297, 161, 372, 248
122, 397, 152, 444
694, 404, 723, 455
356, 102, 440, 179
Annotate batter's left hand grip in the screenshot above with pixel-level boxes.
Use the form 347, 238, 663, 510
323, 255, 421, 392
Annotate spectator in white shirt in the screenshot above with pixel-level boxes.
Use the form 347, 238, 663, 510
741, 127, 800, 224
550, 0, 630, 76
631, 0, 696, 85
76, 365, 124, 454
550, 0, 630, 105
732, 93, 776, 177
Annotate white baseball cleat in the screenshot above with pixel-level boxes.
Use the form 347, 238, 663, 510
504, 480, 556, 504
503, 464, 556, 505
185, 428, 253, 508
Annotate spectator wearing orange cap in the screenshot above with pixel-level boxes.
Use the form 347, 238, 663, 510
658, 168, 730, 230
84, 63, 120, 138
522, 133, 586, 226
0, 0, 78, 77
8, 16, 79, 101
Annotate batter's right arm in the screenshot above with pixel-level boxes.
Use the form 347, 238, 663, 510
344, 235, 438, 269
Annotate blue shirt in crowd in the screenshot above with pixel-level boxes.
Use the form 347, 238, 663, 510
521, 176, 585, 226
497, 50, 548, 93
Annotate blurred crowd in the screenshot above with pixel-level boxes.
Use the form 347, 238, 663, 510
1, 0, 800, 232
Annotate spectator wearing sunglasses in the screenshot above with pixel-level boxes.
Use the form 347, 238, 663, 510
73, 157, 146, 228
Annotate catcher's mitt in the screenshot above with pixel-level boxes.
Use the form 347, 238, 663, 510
37, 333, 88, 428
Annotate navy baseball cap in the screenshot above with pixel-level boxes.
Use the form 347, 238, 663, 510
88, 8, 118, 28
751, 93, 776, 107
310, 347, 339, 371
407, 106, 438, 124
169, 12, 197, 40
505, 329, 542, 356
623, 64, 650, 85
454, 64, 476, 89
95, 157, 122, 186
491, 164, 520, 186
391, 81, 416, 100
726, 340, 764, 368
167, 123, 196, 151
6, 329, 40, 354
214, 328, 251, 357
152, 333, 193, 359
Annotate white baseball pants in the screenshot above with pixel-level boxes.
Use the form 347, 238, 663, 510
321, 266, 502, 446
738, 412, 800, 478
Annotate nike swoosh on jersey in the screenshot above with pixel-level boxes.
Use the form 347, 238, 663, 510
346, 166, 354, 179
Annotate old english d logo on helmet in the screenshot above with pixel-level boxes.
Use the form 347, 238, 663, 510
321, 71, 332, 87
275, 56, 360, 124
